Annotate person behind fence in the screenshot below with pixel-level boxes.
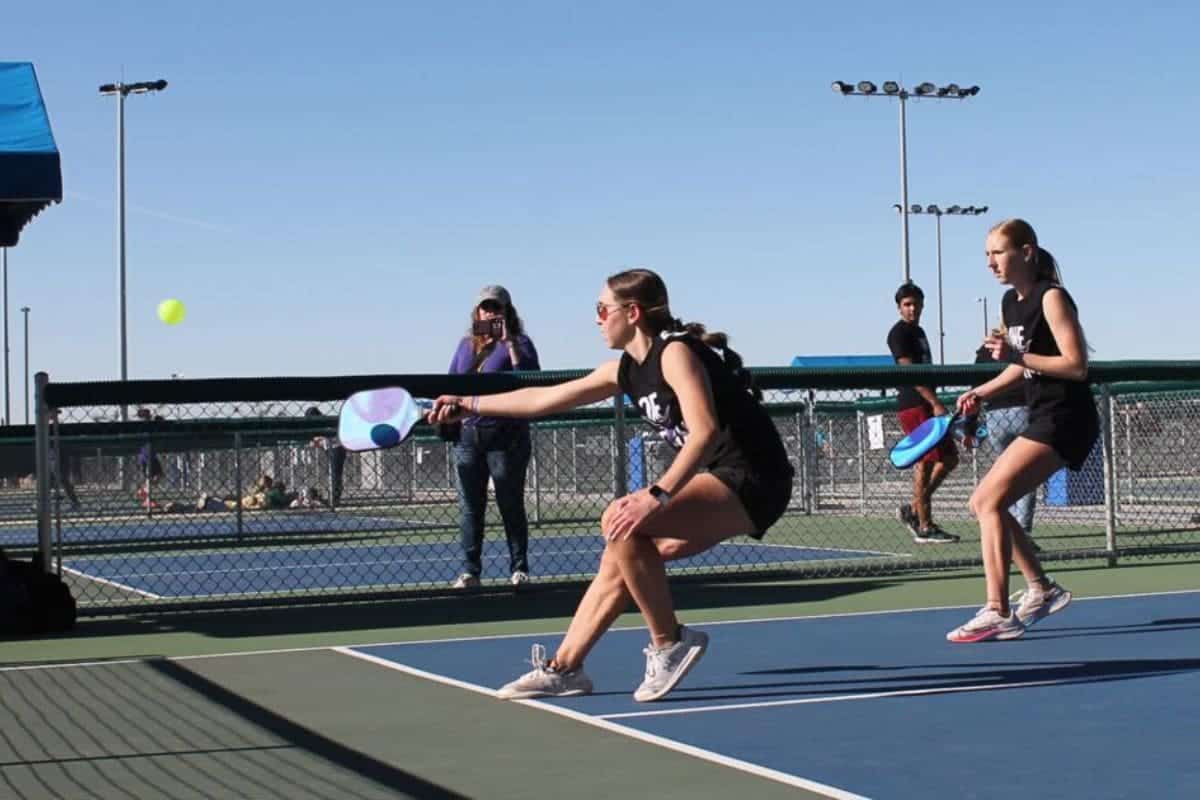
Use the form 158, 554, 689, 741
134, 407, 166, 507
973, 327, 1041, 553
886, 282, 960, 544
446, 285, 541, 589
428, 268, 794, 702
948, 218, 1096, 643
305, 406, 346, 507
48, 409, 82, 511
196, 475, 309, 512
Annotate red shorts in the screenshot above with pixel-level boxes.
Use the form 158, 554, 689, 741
897, 406, 957, 465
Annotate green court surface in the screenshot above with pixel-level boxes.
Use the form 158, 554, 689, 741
3, 560, 1198, 799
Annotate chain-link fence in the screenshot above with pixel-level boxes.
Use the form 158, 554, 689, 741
8, 364, 1199, 614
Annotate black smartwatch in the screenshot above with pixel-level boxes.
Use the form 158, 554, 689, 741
649, 484, 672, 508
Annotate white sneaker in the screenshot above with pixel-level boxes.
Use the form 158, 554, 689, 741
452, 573, 481, 589
633, 625, 709, 702
946, 606, 1025, 643
510, 570, 529, 586
1013, 580, 1072, 626
496, 644, 593, 700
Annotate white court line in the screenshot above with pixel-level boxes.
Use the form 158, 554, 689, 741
597, 676, 1095, 720
60, 565, 162, 599
333, 646, 868, 800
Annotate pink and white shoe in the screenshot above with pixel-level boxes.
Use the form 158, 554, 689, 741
946, 606, 1025, 643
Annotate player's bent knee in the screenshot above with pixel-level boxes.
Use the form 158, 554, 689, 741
599, 501, 620, 538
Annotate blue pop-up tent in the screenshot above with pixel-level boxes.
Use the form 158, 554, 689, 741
0, 62, 62, 247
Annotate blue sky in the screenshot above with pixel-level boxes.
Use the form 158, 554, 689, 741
6, 1, 1199, 417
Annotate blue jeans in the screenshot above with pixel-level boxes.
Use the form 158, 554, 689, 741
986, 405, 1036, 533
453, 424, 532, 577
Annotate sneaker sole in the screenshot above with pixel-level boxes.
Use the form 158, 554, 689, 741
496, 687, 592, 700
633, 635, 709, 702
947, 625, 1025, 643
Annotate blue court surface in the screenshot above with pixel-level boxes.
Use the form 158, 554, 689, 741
347, 591, 1200, 799
0, 511, 440, 547
62, 536, 892, 597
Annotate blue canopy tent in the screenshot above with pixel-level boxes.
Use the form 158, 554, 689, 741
790, 355, 893, 368
0, 62, 62, 247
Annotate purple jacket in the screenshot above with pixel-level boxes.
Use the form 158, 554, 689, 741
448, 335, 540, 427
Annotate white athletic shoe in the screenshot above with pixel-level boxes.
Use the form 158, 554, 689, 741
633, 625, 709, 702
946, 606, 1025, 643
1013, 580, 1072, 627
496, 644, 593, 700
451, 573, 481, 589
510, 570, 530, 586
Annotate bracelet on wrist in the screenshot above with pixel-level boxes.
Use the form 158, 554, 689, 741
470, 396, 481, 415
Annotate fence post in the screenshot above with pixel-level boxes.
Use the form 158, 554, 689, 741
613, 394, 627, 499
827, 419, 836, 494
234, 431, 244, 539
530, 424, 541, 526
34, 372, 52, 572
856, 410, 867, 514
1100, 384, 1118, 567
1122, 406, 1133, 509
805, 390, 819, 513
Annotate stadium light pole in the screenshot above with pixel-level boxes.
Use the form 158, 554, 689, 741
977, 296, 989, 337
98, 79, 168, 392
832, 80, 981, 284
20, 306, 29, 424
893, 204, 989, 363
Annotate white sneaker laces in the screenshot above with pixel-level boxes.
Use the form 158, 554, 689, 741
528, 643, 550, 673
642, 645, 671, 680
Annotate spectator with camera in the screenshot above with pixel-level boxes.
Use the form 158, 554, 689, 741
446, 285, 541, 588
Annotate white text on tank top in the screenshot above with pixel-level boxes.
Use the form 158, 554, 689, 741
637, 391, 689, 448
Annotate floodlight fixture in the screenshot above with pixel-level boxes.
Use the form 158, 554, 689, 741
835, 77, 982, 282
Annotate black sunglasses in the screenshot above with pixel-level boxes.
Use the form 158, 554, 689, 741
479, 300, 506, 313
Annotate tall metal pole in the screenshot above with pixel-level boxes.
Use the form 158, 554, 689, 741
117, 89, 127, 385
100, 78, 166, 403
935, 212, 944, 364
833, 81, 980, 288
21, 306, 30, 424
898, 94, 911, 284
978, 297, 988, 337
2, 248, 8, 425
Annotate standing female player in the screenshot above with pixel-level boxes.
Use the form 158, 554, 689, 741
428, 268, 794, 701
949, 219, 1098, 642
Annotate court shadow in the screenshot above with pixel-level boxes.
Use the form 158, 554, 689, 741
665, 656, 1200, 703
147, 659, 468, 799
62, 577, 901, 641
1026, 617, 1200, 641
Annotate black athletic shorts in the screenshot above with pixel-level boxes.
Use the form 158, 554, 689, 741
707, 462, 795, 539
1021, 407, 1100, 471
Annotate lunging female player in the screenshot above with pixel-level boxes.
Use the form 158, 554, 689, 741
428, 268, 794, 701
949, 219, 1098, 642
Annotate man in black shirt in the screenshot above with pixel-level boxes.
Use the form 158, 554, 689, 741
886, 283, 959, 544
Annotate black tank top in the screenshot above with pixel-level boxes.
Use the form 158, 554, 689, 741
1001, 281, 1094, 418
617, 332, 792, 477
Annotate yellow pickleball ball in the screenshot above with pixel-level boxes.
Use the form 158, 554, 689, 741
157, 298, 186, 325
